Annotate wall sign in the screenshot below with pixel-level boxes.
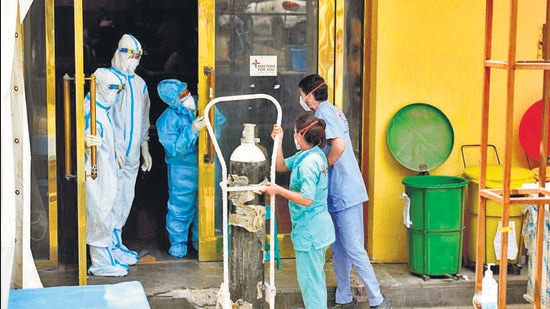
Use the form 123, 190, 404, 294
249, 56, 277, 76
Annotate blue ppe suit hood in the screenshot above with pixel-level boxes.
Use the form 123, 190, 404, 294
158, 79, 188, 108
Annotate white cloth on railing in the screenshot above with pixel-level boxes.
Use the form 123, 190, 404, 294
521, 182, 550, 306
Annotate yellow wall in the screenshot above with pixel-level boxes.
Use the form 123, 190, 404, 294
367, 0, 547, 262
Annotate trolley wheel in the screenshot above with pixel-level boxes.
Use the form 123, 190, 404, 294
422, 275, 430, 281
444, 274, 460, 280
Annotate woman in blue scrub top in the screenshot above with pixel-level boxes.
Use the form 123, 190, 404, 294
262, 114, 335, 309
297, 74, 392, 309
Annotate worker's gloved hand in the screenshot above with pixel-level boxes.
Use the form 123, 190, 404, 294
140, 140, 153, 172
116, 147, 125, 169
85, 135, 103, 148
192, 116, 207, 132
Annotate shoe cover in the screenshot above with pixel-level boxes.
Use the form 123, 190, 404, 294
112, 229, 138, 265
88, 264, 128, 277
88, 246, 128, 277
169, 243, 187, 258
112, 246, 138, 265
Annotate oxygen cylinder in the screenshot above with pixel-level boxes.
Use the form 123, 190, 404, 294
228, 123, 268, 308
229, 123, 267, 206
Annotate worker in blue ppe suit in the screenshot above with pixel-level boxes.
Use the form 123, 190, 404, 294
84, 68, 129, 277
156, 79, 206, 258
298, 74, 392, 309
107, 34, 153, 266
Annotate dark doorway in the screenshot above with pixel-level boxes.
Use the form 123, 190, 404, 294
56, 0, 198, 264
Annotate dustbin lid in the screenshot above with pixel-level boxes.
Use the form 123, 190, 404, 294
519, 99, 550, 162
387, 103, 454, 172
402, 175, 468, 189
463, 165, 536, 188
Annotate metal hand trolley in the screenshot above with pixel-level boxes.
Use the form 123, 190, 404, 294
203, 94, 282, 309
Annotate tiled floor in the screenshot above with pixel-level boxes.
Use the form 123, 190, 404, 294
37, 253, 533, 309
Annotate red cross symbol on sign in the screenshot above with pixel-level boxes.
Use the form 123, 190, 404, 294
252, 59, 260, 68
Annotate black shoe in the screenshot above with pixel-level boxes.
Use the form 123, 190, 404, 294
370, 295, 392, 309
332, 301, 356, 309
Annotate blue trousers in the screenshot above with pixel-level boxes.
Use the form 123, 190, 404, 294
166, 164, 198, 248
330, 204, 384, 306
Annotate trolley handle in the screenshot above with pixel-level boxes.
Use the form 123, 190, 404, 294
203, 94, 282, 309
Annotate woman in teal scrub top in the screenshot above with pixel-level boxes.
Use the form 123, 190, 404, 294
262, 113, 335, 309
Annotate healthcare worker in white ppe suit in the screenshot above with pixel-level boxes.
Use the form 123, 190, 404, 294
85, 68, 129, 276
108, 33, 153, 266
156, 79, 206, 258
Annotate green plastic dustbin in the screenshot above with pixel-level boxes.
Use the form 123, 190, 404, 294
402, 175, 468, 279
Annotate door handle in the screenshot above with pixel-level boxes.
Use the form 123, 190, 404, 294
88, 74, 97, 180
63, 74, 75, 180
203, 66, 215, 163
63, 73, 97, 180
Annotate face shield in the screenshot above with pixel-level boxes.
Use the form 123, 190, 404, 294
94, 68, 126, 106
111, 34, 143, 74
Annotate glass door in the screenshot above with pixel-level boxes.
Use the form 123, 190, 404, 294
197, 0, 326, 261
24, 0, 59, 269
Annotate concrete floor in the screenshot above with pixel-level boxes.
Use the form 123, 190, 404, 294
37, 255, 534, 309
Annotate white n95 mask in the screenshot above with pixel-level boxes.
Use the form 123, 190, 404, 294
294, 136, 301, 150
181, 94, 196, 110
299, 96, 311, 111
